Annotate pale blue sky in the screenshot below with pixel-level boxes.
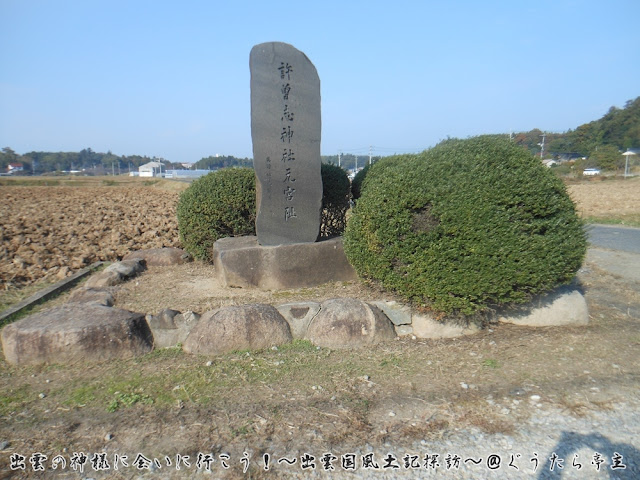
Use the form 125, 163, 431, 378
1, 0, 638, 163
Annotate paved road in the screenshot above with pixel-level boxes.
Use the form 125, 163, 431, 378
587, 224, 640, 254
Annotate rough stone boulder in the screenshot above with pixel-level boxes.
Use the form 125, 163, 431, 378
497, 286, 589, 327
306, 298, 396, 348
1, 304, 152, 366
412, 313, 480, 339
67, 287, 115, 306
183, 304, 292, 356
85, 259, 146, 288
146, 309, 200, 348
123, 247, 192, 266
276, 301, 321, 339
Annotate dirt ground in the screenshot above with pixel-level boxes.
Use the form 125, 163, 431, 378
0, 181, 182, 289
0, 176, 639, 478
566, 176, 640, 224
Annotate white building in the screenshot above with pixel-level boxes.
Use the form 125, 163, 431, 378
139, 161, 165, 177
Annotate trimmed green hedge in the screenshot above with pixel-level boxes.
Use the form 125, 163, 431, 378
344, 136, 587, 316
177, 165, 351, 261
177, 168, 256, 261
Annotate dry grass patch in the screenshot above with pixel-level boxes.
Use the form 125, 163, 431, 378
567, 176, 640, 225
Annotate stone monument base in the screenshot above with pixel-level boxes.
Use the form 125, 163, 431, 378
213, 236, 357, 290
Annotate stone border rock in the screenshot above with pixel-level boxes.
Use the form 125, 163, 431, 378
0, 247, 590, 365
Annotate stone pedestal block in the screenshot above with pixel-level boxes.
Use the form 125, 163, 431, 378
213, 236, 357, 290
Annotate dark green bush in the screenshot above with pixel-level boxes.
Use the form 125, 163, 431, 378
177, 168, 256, 261
351, 154, 415, 202
320, 163, 351, 238
177, 165, 351, 260
344, 136, 587, 316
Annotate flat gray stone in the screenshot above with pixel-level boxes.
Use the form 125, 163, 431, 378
412, 313, 480, 339
498, 286, 589, 327
1, 304, 152, 365
146, 309, 200, 348
105, 259, 146, 276
372, 300, 412, 326
213, 236, 357, 290
183, 304, 292, 356
85, 259, 146, 288
84, 270, 122, 288
306, 298, 396, 349
394, 325, 414, 336
147, 309, 181, 329
276, 301, 321, 339
67, 287, 115, 307
251, 42, 322, 245
123, 248, 192, 266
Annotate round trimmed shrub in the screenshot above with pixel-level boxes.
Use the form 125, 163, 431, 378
320, 163, 351, 238
351, 154, 415, 202
344, 136, 587, 316
177, 168, 256, 261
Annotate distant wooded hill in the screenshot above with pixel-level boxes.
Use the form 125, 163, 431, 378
2, 96, 638, 174
510, 96, 640, 159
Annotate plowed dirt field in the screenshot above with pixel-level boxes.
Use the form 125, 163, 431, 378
0, 184, 181, 289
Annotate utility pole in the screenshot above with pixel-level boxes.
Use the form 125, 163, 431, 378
538, 133, 546, 159
112, 162, 115, 176
369, 145, 373, 165
623, 150, 636, 179
338, 151, 342, 168
355, 154, 358, 173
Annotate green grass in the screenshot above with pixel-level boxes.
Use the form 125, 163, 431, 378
107, 392, 154, 412
0, 384, 32, 415
482, 358, 500, 369
3, 339, 431, 415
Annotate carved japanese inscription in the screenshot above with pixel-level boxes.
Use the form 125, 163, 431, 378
250, 42, 322, 245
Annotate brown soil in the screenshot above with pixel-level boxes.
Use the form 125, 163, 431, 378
567, 176, 640, 224
0, 184, 181, 289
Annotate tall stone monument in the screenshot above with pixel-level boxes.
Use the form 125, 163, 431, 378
250, 42, 322, 245
212, 42, 357, 289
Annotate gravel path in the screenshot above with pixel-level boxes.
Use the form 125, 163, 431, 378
324, 390, 640, 479
178, 389, 640, 479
